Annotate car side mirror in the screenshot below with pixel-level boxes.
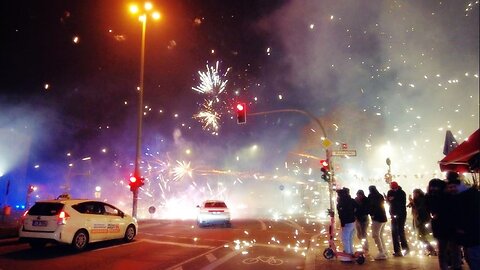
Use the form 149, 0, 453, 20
119, 211, 125, 218
196, 205, 200, 208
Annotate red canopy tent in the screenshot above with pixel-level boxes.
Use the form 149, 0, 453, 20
439, 128, 480, 173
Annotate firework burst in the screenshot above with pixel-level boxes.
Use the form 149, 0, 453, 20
192, 61, 230, 95
194, 109, 220, 131
192, 61, 231, 132
172, 160, 193, 181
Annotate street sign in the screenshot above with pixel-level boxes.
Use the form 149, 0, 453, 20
322, 139, 332, 149
332, 149, 357, 156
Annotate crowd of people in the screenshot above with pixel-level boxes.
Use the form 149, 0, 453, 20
335, 171, 479, 269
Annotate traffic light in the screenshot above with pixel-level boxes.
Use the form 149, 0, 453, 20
320, 159, 329, 170
320, 160, 331, 182
129, 175, 145, 191
236, 103, 246, 124
321, 167, 331, 182
27, 185, 36, 194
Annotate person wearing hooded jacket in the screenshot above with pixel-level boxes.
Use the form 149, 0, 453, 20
336, 187, 357, 260
386, 181, 410, 256
355, 189, 370, 253
368, 185, 388, 260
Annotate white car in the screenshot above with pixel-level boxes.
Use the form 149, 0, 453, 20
197, 200, 231, 228
19, 199, 138, 251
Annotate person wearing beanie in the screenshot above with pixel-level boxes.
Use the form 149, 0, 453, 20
386, 181, 410, 256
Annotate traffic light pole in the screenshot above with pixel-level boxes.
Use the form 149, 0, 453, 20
132, 188, 139, 218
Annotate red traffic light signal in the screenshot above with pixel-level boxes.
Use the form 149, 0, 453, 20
236, 103, 246, 124
129, 175, 145, 191
320, 159, 329, 170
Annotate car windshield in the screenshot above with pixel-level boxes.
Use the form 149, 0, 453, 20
204, 202, 227, 208
28, 202, 64, 216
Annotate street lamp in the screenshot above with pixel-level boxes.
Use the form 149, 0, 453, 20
129, 2, 160, 218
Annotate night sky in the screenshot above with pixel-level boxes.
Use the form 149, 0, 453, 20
0, 0, 478, 214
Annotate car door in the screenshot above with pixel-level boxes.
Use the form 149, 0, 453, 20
102, 203, 124, 239
78, 202, 108, 242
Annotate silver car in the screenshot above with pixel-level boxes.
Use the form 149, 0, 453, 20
196, 200, 231, 228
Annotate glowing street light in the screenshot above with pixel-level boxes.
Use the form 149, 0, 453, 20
128, 2, 161, 218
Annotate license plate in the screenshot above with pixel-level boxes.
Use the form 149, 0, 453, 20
32, 220, 48, 226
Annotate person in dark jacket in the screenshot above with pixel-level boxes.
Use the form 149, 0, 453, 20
386, 181, 410, 256
426, 178, 462, 270
336, 188, 357, 258
408, 188, 436, 255
446, 173, 480, 270
368, 185, 388, 260
355, 189, 369, 253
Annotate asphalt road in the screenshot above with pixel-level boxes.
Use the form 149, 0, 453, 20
0, 218, 439, 270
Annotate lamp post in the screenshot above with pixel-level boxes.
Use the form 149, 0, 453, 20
129, 2, 160, 218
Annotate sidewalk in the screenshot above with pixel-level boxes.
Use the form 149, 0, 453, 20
314, 251, 439, 269
310, 220, 441, 269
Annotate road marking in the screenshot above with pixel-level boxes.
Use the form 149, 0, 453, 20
165, 244, 226, 270
242, 255, 283, 266
200, 248, 243, 270
142, 239, 215, 249
205, 253, 217, 262
138, 233, 228, 243
257, 219, 267, 230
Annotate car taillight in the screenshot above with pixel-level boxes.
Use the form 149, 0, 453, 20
20, 210, 29, 225
57, 211, 70, 225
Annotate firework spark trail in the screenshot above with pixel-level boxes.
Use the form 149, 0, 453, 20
291, 152, 322, 160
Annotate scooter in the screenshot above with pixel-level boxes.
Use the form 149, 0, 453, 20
323, 209, 366, 264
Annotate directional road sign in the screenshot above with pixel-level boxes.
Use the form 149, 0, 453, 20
332, 149, 357, 157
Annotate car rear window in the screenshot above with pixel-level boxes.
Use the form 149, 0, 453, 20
28, 202, 64, 216
204, 202, 227, 208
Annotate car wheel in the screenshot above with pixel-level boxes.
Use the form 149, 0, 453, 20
29, 241, 46, 249
72, 229, 89, 251
124, 225, 136, 242
225, 221, 232, 228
